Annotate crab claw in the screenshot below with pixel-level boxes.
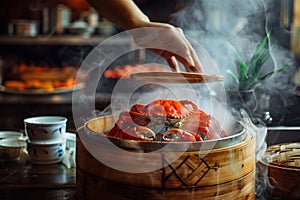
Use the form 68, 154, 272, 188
162, 128, 201, 142
118, 126, 155, 141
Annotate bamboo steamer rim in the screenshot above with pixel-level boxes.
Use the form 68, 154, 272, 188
259, 159, 300, 171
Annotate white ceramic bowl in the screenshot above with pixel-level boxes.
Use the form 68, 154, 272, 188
0, 131, 24, 140
27, 139, 66, 164
24, 116, 67, 142
0, 138, 26, 160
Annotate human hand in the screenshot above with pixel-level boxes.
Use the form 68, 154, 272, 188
130, 23, 203, 73
85, 0, 201, 72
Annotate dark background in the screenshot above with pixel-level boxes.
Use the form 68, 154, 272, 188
0, 0, 299, 130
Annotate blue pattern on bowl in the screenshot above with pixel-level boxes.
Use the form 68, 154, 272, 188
24, 116, 67, 141
27, 139, 66, 164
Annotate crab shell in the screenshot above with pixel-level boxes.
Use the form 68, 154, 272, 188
129, 99, 199, 126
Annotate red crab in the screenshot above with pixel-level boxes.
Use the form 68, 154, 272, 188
106, 111, 156, 141
106, 99, 227, 142
181, 112, 228, 140
129, 99, 199, 126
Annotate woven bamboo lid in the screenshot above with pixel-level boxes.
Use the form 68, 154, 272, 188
264, 142, 300, 169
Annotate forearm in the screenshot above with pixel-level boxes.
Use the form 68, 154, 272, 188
87, 0, 150, 29
86, 0, 202, 72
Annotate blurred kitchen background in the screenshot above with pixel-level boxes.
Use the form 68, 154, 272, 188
0, 0, 299, 131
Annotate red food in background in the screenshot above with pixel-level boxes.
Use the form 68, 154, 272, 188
104, 64, 169, 79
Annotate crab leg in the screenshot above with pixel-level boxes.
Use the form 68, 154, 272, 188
211, 116, 227, 137
207, 126, 221, 139
179, 100, 200, 111
106, 124, 122, 138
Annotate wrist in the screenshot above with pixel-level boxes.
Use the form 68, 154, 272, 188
123, 15, 150, 29
125, 18, 175, 30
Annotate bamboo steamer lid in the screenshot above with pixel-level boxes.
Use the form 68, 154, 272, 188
264, 142, 300, 168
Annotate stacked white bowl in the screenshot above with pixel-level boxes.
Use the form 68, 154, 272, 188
24, 116, 67, 164
0, 131, 27, 161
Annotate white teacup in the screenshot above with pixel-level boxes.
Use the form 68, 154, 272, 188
27, 139, 66, 164
0, 138, 26, 161
24, 116, 67, 142
0, 131, 24, 140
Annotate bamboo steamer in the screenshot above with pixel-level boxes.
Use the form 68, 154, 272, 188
77, 115, 256, 200
259, 142, 300, 199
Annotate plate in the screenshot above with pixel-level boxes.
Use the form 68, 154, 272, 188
130, 72, 224, 84
0, 83, 84, 95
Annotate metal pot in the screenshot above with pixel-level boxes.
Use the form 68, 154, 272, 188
84, 115, 246, 152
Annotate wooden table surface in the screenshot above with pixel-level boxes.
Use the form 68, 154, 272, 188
0, 160, 76, 200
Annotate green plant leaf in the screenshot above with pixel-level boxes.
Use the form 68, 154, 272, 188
239, 60, 248, 82
239, 76, 260, 90
253, 43, 276, 76
258, 65, 290, 82
248, 31, 271, 78
251, 31, 271, 63
226, 31, 289, 91
226, 69, 239, 84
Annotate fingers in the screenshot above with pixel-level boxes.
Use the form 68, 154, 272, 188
159, 28, 203, 73
164, 49, 202, 73
186, 65, 201, 73
149, 48, 180, 72
150, 48, 202, 73
186, 45, 203, 73
135, 25, 203, 73
175, 28, 203, 73
166, 56, 180, 72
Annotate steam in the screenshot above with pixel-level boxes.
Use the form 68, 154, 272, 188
170, 0, 297, 94
168, 1, 298, 199
73, 1, 297, 197
169, 0, 298, 126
